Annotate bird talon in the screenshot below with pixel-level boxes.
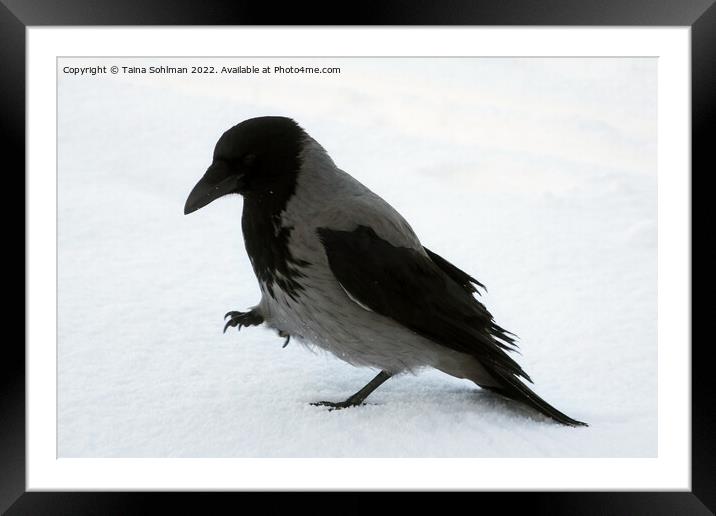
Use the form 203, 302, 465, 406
310, 400, 364, 410
278, 330, 291, 348
223, 309, 264, 334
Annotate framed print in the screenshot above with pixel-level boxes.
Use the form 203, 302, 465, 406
5, 0, 712, 513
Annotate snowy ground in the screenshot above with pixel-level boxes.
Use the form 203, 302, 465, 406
58, 57, 657, 457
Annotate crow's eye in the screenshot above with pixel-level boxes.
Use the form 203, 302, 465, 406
243, 153, 257, 167
223, 153, 256, 170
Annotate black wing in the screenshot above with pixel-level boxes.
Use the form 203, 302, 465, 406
317, 225, 587, 427
423, 247, 486, 295
317, 225, 528, 382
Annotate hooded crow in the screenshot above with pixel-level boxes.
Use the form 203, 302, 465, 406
185, 116, 587, 427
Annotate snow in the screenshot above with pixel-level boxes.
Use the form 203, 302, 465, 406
58, 57, 657, 457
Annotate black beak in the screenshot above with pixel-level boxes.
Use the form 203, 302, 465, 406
184, 162, 239, 215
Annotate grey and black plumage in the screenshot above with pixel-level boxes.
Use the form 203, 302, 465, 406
184, 116, 587, 427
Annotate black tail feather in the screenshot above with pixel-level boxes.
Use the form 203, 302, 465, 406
484, 369, 588, 427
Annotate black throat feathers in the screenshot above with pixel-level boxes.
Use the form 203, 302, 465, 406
241, 158, 310, 302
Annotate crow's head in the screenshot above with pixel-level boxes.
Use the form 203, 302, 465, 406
184, 116, 306, 215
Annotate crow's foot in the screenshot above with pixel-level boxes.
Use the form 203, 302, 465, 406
310, 399, 365, 411
310, 371, 391, 411
223, 310, 264, 333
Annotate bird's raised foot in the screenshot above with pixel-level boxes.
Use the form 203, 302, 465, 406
223, 309, 264, 333
310, 399, 366, 411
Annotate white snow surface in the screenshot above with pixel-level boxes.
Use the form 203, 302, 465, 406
58, 58, 657, 457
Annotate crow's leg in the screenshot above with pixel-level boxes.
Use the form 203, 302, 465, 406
223, 309, 264, 333
311, 370, 392, 410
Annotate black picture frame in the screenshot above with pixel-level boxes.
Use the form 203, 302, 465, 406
4, 0, 711, 513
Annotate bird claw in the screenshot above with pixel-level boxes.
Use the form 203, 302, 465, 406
310, 400, 365, 411
223, 309, 263, 334
278, 330, 291, 348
